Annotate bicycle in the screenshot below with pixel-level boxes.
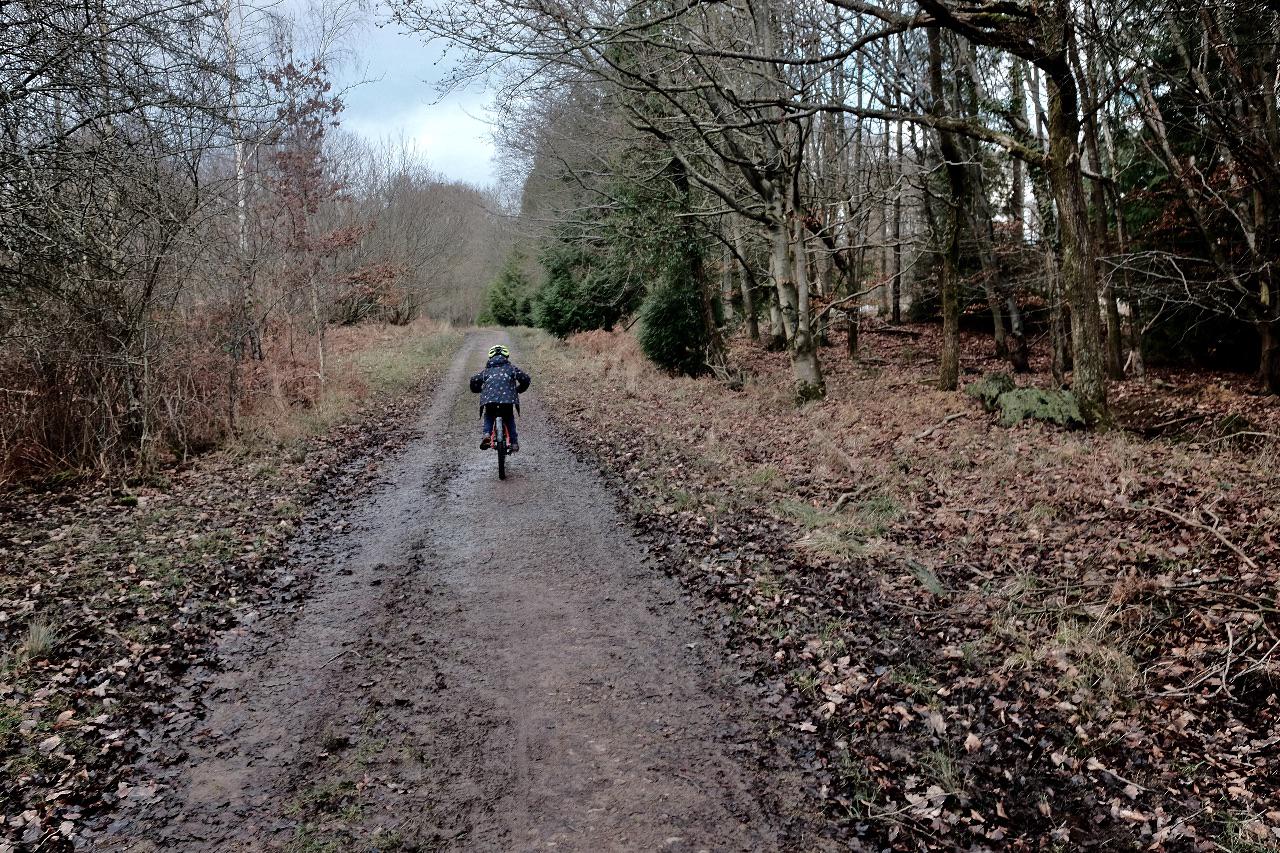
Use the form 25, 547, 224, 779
487, 411, 510, 480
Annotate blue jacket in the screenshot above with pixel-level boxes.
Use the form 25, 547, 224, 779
469, 354, 531, 411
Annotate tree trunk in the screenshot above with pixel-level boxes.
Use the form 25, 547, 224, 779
891, 33, 905, 325
789, 220, 825, 398
957, 39, 1010, 362
218, 0, 262, 364
1024, 62, 1069, 384
891, 114, 904, 325
1043, 63, 1108, 420
670, 158, 725, 368
720, 242, 735, 323
1005, 296, 1030, 371
1093, 174, 1126, 381
698, 261, 726, 370
742, 282, 760, 340
1102, 274, 1125, 379
310, 273, 326, 384
1005, 58, 1034, 372
1102, 107, 1142, 379
1078, 40, 1124, 381
766, 208, 789, 352
929, 29, 962, 391
1049, 260, 1068, 386
768, 295, 786, 350
880, 111, 892, 316
1126, 294, 1146, 379
770, 220, 799, 338
967, 201, 1008, 363
1261, 315, 1280, 395
731, 219, 760, 340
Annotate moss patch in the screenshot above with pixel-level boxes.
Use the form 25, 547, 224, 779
996, 388, 1084, 429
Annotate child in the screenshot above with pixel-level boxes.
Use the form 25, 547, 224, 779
469, 344, 531, 452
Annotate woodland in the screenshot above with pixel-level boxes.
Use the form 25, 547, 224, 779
3, 0, 1280, 849
4, 0, 1279, 476
442, 0, 1280, 419
1, 0, 512, 484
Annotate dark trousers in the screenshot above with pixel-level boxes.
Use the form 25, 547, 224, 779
482, 403, 518, 444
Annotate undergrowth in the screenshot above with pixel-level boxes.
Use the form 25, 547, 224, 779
522, 323, 1280, 850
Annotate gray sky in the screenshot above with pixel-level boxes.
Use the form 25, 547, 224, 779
338, 18, 497, 187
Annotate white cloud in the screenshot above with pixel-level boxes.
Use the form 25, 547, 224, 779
343, 96, 497, 186
330, 15, 499, 187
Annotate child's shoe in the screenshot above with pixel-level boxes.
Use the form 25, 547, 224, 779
480, 436, 492, 449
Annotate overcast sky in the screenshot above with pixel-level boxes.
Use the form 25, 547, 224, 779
336, 17, 498, 187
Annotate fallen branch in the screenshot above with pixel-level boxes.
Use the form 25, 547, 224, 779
1192, 430, 1279, 446
1130, 503, 1259, 570
866, 326, 923, 339
913, 412, 965, 440
1144, 413, 1203, 433
832, 482, 876, 513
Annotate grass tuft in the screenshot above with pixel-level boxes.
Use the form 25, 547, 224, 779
20, 620, 57, 661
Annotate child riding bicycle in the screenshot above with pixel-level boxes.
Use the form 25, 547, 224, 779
469, 344, 531, 452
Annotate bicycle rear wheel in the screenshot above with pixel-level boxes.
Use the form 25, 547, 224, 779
496, 417, 507, 480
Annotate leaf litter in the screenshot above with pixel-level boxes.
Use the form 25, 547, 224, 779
0, 344, 459, 852
522, 324, 1280, 851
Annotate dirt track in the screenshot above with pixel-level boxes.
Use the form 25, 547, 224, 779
91, 333, 820, 852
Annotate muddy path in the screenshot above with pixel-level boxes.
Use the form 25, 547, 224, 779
90, 333, 826, 852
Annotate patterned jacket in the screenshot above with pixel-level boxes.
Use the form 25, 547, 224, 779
469, 354, 531, 412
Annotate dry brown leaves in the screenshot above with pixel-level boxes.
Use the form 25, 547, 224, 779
0, 350, 453, 852
525, 324, 1280, 851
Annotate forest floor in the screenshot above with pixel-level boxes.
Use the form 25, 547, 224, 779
1, 322, 469, 850
4, 330, 828, 852
4, 320, 1278, 852
519, 323, 1280, 852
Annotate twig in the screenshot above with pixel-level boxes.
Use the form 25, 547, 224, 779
880, 600, 938, 616
1130, 503, 1259, 570
815, 284, 883, 321
1144, 413, 1203, 432
320, 648, 349, 669
913, 412, 965, 440
1216, 624, 1234, 700
1086, 758, 1152, 793
1192, 430, 1279, 446
861, 794, 946, 820
832, 482, 876, 513
1233, 639, 1280, 681
866, 326, 923, 338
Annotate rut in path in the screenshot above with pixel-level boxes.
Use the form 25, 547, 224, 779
94, 333, 823, 852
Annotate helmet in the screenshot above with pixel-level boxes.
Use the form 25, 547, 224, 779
487, 344, 510, 358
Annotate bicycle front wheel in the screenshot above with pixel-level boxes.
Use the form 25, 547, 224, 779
496, 417, 507, 480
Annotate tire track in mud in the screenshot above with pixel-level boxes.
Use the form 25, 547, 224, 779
93, 332, 822, 852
